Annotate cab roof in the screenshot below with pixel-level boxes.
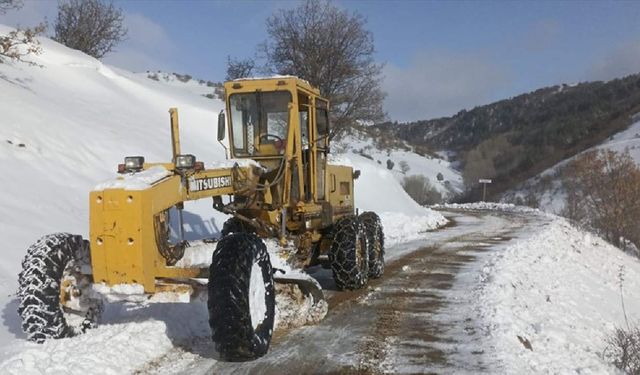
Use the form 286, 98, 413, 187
224, 76, 322, 97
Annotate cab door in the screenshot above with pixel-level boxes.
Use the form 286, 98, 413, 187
314, 99, 329, 202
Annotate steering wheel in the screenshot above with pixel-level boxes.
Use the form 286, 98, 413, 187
260, 134, 285, 151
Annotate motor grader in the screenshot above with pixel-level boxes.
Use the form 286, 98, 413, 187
17, 77, 385, 361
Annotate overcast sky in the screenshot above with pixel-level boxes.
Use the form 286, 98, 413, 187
2, 0, 640, 122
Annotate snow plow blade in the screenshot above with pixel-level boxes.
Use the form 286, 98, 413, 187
274, 275, 325, 305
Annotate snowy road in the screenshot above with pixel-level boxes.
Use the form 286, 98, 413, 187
140, 209, 545, 374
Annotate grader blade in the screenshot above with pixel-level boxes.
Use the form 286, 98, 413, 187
274, 275, 325, 305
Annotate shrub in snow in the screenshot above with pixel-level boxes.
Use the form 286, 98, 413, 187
173, 73, 192, 83
603, 325, 640, 374
402, 174, 442, 205
0, 23, 45, 65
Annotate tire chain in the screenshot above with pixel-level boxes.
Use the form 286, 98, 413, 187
329, 216, 369, 290
17, 233, 96, 343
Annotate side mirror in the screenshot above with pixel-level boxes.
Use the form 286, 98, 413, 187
217, 111, 226, 141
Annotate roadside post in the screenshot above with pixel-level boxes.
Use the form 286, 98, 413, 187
479, 179, 492, 202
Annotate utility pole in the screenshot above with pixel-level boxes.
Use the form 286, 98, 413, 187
479, 179, 492, 202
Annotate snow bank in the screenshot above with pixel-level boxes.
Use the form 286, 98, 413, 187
1, 321, 175, 375
438, 202, 543, 215
476, 216, 640, 372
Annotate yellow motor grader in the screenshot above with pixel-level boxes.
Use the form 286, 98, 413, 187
17, 77, 384, 361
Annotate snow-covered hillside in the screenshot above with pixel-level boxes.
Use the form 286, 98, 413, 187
503, 117, 640, 214
334, 131, 463, 200
0, 25, 446, 367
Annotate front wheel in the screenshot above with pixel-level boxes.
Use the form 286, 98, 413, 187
17, 233, 100, 343
208, 232, 275, 361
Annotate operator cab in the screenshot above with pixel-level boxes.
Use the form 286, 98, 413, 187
220, 77, 330, 205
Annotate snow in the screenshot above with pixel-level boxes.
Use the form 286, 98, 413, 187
249, 263, 268, 330
430, 205, 640, 373
0, 25, 446, 371
93, 165, 171, 190
205, 158, 263, 169
1, 321, 175, 375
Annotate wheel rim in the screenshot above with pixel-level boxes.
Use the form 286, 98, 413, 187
373, 238, 381, 260
249, 262, 268, 330
60, 264, 100, 334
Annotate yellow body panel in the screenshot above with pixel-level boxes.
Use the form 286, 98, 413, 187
90, 168, 238, 292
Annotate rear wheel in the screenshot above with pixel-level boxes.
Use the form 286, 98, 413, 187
208, 232, 275, 361
17, 233, 100, 343
329, 216, 369, 290
360, 212, 385, 278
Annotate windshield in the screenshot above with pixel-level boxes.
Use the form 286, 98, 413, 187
229, 91, 291, 157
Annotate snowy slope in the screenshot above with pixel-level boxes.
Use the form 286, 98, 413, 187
334, 131, 463, 200
0, 25, 446, 369
138, 71, 222, 100
503, 118, 640, 213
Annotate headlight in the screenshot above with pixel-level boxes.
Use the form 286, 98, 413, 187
121, 156, 144, 173
175, 154, 196, 170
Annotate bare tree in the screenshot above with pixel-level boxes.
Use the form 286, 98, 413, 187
0, 23, 46, 65
226, 55, 255, 80
0, 0, 22, 15
260, 0, 385, 139
53, 0, 127, 59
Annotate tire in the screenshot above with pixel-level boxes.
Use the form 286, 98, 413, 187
208, 232, 275, 361
221, 217, 255, 236
360, 212, 385, 279
17, 233, 98, 343
329, 216, 369, 290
